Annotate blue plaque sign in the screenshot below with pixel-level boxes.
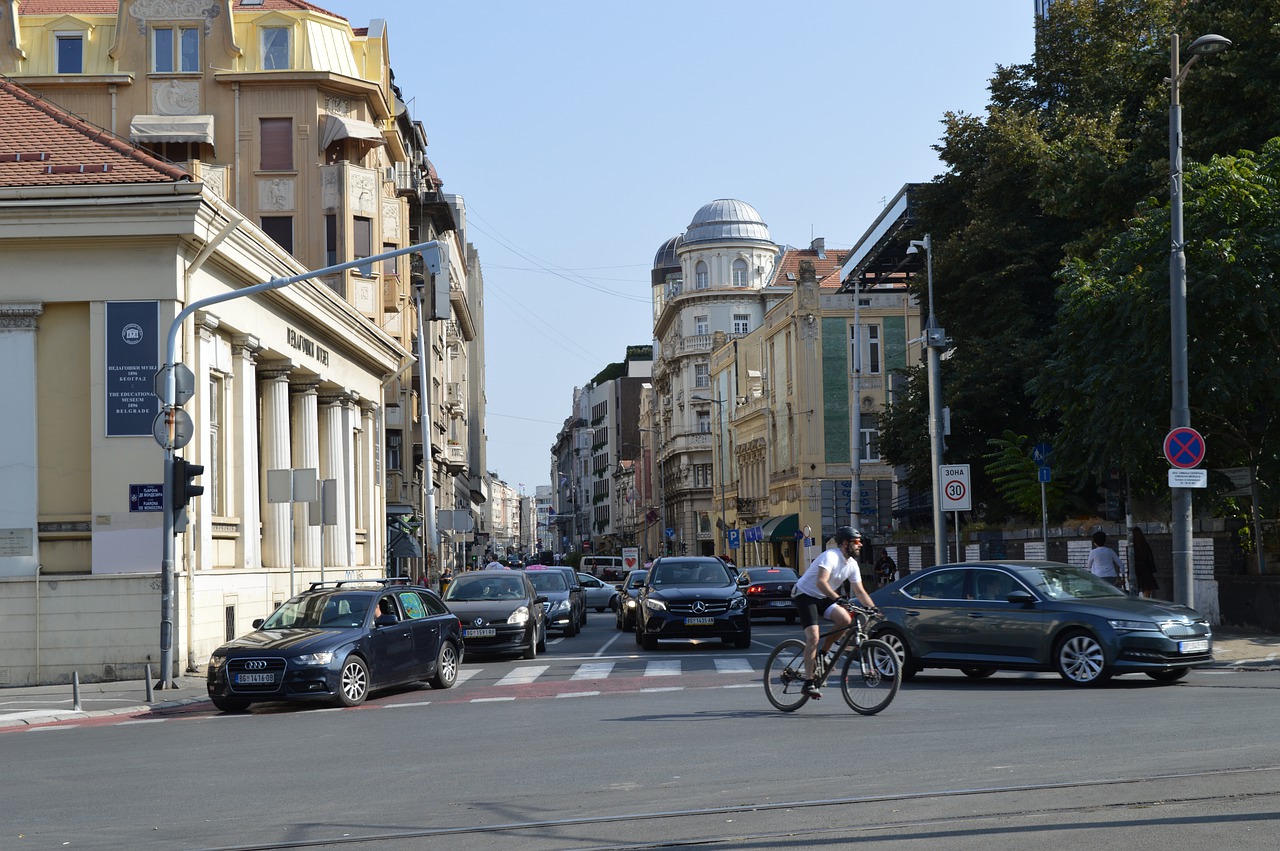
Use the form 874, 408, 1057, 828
106, 301, 161, 436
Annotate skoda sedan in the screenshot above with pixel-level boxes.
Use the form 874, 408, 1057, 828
635, 557, 750, 649
206, 581, 462, 712
870, 561, 1213, 686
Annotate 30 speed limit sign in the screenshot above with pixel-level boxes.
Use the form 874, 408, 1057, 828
940, 464, 972, 511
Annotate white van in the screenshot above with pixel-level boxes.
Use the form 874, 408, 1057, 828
580, 555, 625, 581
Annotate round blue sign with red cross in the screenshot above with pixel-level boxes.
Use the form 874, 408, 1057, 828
1164, 427, 1206, 469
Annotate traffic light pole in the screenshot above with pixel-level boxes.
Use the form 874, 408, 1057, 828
157, 240, 443, 688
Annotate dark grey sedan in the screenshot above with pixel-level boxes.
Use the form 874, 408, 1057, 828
870, 561, 1213, 686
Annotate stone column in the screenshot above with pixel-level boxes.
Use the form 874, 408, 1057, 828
194, 311, 220, 572
232, 336, 261, 569
258, 362, 293, 569
318, 392, 351, 569
290, 378, 322, 570
361, 402, 380, 570
0, 303, 42, 577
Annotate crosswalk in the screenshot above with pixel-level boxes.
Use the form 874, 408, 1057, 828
457, 656, 758, 693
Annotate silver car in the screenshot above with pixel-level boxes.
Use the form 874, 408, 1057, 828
577, 572, 619, 612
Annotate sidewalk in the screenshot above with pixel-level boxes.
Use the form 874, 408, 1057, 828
2, 631, 1277, 729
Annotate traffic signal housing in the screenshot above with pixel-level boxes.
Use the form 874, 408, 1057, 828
172, 455, 205, 532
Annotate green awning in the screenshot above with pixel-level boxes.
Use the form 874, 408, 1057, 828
759, 514, 800, 542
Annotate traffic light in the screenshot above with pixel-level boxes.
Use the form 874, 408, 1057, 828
172, 455, 205, 533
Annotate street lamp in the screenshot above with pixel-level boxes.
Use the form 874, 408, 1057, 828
1169, 32, 1231, 607
906, 235, 946, 564
691, 394, 728, 555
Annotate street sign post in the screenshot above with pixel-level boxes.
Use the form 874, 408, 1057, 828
940, 464, 971, 512
1164, 427, 1206, 469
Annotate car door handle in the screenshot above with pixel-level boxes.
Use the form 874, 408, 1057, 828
904, 610, 920, 617
967, 613, 984, 618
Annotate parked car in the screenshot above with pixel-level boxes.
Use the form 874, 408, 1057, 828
526, 564, 586, 628
738, 566, 799, 622
577, 572, 619, 612
527, 569, 579, 635
206, 580, 462, 712
635, 556, 751, 650
614, 569, 647, 631
442, 571, 547, 659
870, 560, 1214, 686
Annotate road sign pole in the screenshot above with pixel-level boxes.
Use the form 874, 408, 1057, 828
1041, 481, 1048, 548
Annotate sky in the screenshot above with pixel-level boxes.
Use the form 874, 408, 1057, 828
321, 0, 1038, 494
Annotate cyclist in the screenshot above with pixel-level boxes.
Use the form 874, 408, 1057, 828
791, 525, 879, 698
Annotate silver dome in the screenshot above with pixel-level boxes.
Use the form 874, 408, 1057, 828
653, 235, 684, 270
682, 199, 772, 245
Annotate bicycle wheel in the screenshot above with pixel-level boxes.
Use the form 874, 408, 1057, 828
763, 638, 810, 712
839, 638, 901, 715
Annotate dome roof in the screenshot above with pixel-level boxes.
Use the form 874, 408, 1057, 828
652, 235, 684, 270
683, 199, 772, 246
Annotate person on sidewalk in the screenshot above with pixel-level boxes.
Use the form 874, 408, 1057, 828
1129, 527, 1159, 598
1087, 530, 1126, 589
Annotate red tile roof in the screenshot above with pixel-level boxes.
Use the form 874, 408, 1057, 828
772, 245, 853, 289
0, 77, 191, 187
17, 0, 347, 18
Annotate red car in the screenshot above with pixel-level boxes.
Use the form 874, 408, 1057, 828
739, 566, 799, 623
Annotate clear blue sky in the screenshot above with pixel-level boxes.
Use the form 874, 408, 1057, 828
322, 0, 1036, 494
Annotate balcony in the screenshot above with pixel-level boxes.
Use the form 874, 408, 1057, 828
443, 442, 466, 474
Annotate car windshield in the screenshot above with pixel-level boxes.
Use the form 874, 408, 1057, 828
1024, 566, 1129, 601
626, 572, 647, 589
445, 575, 527, 601
527, 572, 567, 593
745, 567, 797, 581
261, 593, 371, 629
650, 561, 732, 588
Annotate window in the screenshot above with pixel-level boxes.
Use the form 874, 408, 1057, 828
208, 374, 224, 515
261, 27, 290, 70
851, 323, 882, 375
260, 216, 293, 253
153, 27, 200, 73
733, 313, 750, 335
693, 465, 712, 488
259, 118, 293, 170
732, 258, 748, 287
354, 217, 373, 276
55, 33, 83, 73
325, 215, 338, 266
382, 244, 398, 279
858, 415, 880, 463
694, 314, 708, 336
697, 411, 711, 434
386, 432, 402, 471
694, 362, 710, 388
695, 261, 709, 290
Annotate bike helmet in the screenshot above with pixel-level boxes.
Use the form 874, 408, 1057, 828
834, 525, 861, 543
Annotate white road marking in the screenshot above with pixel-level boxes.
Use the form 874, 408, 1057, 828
385, 701, 432, 708
455, 669, 481, 685
640, 687, 684, 693
555, 691, 600, 699
714, 658, 753, 674
471, 697, 516, 703
645, 660, 681, 677
572, 662, 615, 680
495, 665, 549, 687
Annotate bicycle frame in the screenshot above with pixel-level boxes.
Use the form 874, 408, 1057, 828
812, 610, 872, 684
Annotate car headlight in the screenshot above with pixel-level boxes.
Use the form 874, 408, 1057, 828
507, 606, 530, 625
1108, 619, 1159, 633
208, 654, 226, 670
729, 595, 748, 611
552, 599, 572, 613
645, 598, 667, 612
625, 598, 637, 609
291, 651, 335, 666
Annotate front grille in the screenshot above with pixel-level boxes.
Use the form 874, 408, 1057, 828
668, 600, 731, 615
1160, 621, 1210, 638
226, 657, 287, 693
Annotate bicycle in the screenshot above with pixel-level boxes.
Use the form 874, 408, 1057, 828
763, 603, 900, 715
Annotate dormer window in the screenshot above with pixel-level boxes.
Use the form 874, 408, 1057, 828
153, 26, 200, 73
262, 27, 290, 70
55, 32, 83, 73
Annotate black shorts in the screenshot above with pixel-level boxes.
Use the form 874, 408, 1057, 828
794, 593, 835, 628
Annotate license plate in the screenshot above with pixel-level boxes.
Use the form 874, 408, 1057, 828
684, 617, 715, 625
769, 600, 791, 607
233, 673, 275, 684
464, 628, 496, 638
1179, 639, 1209, 653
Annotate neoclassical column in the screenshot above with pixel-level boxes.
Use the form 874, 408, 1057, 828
258, 361, 293, 569
232, 336, 262, 570
193, 311, 220, 571
318, 391, 352, 569
0, 303, 43, 577
290, 378, 322, 570
360, 402, 379, 570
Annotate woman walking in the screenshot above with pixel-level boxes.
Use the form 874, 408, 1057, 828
1130, 527, 1159, 598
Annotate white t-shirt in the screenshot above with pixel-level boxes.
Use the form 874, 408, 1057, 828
483, 561, 507, 571
1087, 546, 1122, 578
794, 547, 862, 598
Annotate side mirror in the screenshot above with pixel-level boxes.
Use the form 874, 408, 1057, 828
375, 613, 399, 627
535, 595, 548, 605
1007, 590, 1036, 606
252, 618, 265, 629
737, 575, 750, 586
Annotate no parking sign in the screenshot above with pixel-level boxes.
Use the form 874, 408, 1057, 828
940, 464, 972, 512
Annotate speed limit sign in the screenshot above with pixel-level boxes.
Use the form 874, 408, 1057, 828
940, 464, 972, 511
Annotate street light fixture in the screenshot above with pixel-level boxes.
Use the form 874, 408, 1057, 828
906, 235, 947, 564
1169, 32, 1231, 607
691, 394, 728, 555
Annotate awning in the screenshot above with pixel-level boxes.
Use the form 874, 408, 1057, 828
130, 114, 215, 145
759, 514, 800, 542
387, 531, 422, 559
320, 115, 385, 150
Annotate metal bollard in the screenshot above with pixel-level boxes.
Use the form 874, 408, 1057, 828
145, 664, 154, 703
72, 671, 82, 712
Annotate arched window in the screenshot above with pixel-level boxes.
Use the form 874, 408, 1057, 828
732, 258, 749, 287
695, 261, 709, 290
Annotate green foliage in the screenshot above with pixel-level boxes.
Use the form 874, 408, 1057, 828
983, 431, 1064, 519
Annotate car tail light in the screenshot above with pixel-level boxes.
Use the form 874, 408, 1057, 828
748, 585, 765, 594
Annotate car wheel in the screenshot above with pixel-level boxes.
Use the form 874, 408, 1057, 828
1146, 667, 1190, 683
1054, 630, 1112, 686
609, 594, 619, 612
536, 624, 547, 653
961, 667, 996, 679
615, 608, 625, 630
336, 655, 370, 707
210, 696, 250, 713
522, 626, 538, 660
642, 631, 658, 651
874, 628, 918, 682
429, 641, 459, 689
734, 632, 752, 649
635, 617, 644, 645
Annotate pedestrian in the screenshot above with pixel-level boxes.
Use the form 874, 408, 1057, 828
484, 556, 507, 571
1086, 530, 1126, 589
875, 550, 897, 587
1130, 526, 1159, 598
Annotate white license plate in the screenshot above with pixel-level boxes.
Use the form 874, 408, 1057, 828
769, 600, 791, 607
233, 673, 275, 684
684, 616, 715, 625
1179, 639, 1209, 653
464, 628, 496, 638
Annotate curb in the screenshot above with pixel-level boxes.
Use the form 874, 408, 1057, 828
0, 693, 210, 729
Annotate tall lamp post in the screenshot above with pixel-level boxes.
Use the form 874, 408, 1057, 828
907, 235, 946, 564
1169, 32, 1231, 607
691, 394, 728, 555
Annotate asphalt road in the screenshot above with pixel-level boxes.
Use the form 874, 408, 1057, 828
3, 613, 1279, 850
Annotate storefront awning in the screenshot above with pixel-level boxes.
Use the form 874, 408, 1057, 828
387, 532, 422, 559
129, 114, 215, 145
320, 115, 385, 150
759, 514, 800, 542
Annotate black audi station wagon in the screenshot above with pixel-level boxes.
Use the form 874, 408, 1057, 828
206, 580, 463, 712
